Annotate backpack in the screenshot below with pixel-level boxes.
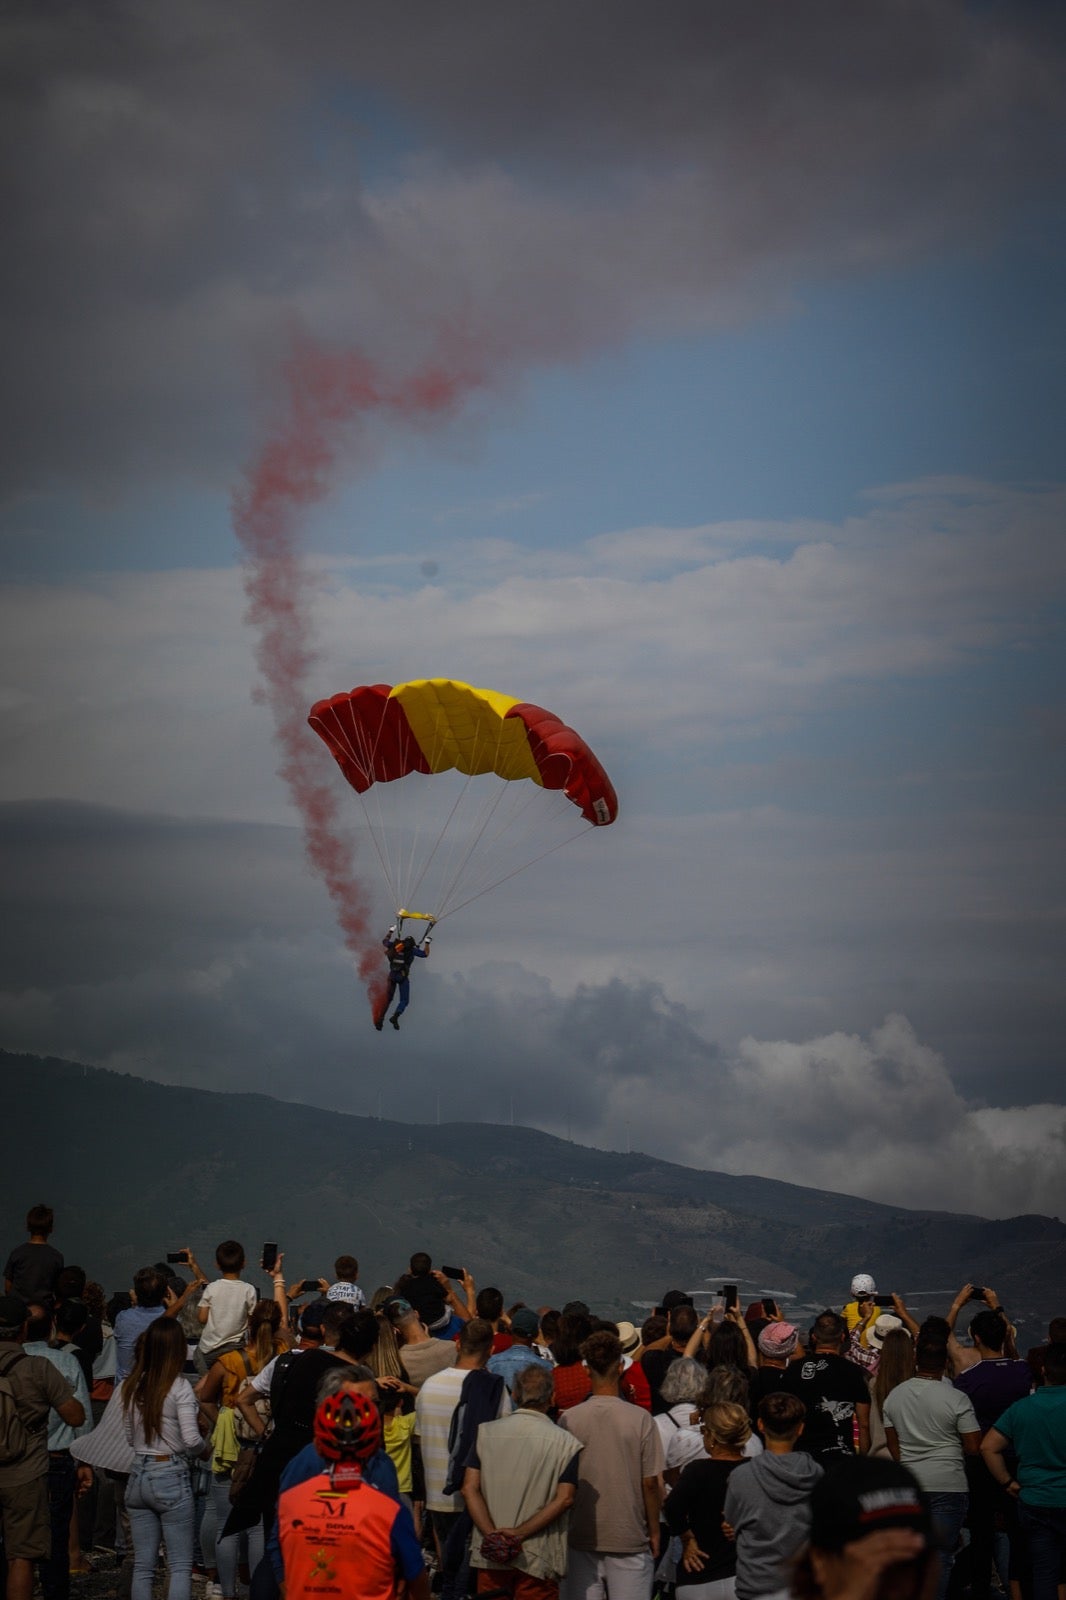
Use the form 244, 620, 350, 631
268, 1348, 300, 1418
0, 1352, 31, 1467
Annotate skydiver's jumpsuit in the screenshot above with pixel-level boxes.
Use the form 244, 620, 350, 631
384, 935, 428, 1019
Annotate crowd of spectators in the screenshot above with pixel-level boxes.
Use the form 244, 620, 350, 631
0, 1205, 1064, 1600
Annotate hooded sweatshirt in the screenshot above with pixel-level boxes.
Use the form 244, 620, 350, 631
723, 1451, 825, 1600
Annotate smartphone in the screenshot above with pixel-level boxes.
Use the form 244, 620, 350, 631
968, 1285, 986, 1303
440, 1265, 465, 1281
873, 1294, 896, 1307
261, 1242, 279, 1273
719, 1284, 739, 1310
762, 1298, 777, 1318
165, 1251, 189, 1265
299, 1279, 320, 1294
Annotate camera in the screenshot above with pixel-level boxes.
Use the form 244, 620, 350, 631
873, 1294, 896, 1307
299, 1279, 319, 1294
718, 1284, 739, 1310
165, 1251, 189, 1265
440, 1265, 465, 1281
261, 1242, 279, 1273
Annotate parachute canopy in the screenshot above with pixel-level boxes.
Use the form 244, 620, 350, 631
308, 678, 617, 922
308, 678, 617, 826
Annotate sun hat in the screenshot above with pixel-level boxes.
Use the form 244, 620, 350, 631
866, 1313, 905, 1351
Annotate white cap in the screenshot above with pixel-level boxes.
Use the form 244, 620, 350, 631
851, 1272, 877, 1297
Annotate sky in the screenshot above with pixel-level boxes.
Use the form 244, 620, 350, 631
2, 1, 1065, 1221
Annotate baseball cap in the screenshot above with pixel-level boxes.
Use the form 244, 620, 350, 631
509, 1308, 540, 1339
810, 1458, 931, 1551
867, 1314, 905, 1351
660, 1290, 694, 1313
298, 1299, 330, 1334
758, 1321, 799, 1358
851, 1273, 877, 1297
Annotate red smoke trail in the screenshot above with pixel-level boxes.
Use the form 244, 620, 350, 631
233, 331, 483, 1010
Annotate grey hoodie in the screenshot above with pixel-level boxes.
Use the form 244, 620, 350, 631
723, 1451, 825, 1600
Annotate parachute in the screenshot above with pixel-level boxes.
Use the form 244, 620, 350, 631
308, 678, 617, 924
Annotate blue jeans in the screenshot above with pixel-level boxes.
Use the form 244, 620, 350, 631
126, 1457, 195, 1600
926, 1491, 968, 1600
1017, 1501, 1066, 1600
209, 1474, 264, 1597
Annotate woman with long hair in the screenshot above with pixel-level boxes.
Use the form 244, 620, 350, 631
665, 1401, 752, 1600
367, 1286, 406, 1384
121, 1317, 210, 1600
195, 1299, 288, 1600
868, 1330, 915, 1458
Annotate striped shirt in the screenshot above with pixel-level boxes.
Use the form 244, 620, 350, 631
415, 1366, 511, 1512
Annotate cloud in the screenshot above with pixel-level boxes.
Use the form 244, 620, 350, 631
3, 3, 1063, 497
1, 805, 1060, 1221
2, 478, 1062, 817
1, 797, 1063, 1213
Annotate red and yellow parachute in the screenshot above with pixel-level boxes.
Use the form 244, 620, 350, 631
308, 678, 616, 921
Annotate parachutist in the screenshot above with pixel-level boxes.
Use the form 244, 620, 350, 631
380, 928, 430, 1030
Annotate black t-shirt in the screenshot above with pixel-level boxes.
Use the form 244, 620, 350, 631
749, 1365, 796, 1413
665, 1457, 742, 1581
641, 1347, 684, 1415
780, 1353, 870, 1461
75, 1314, 104, 1368
4, 1243, 64, 1304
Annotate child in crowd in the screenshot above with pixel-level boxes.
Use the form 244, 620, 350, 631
380, 1383, 421, 1534
4, 1202, 63, 1305
724, 1391, 825, 1600
196, 1239, 256, 1376
326, 1253, 367, 1308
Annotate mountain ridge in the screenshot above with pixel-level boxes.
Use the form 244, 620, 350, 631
3, 1050, 1062, 1330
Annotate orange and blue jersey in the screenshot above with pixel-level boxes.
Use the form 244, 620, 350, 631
278, 1465, 423, 1600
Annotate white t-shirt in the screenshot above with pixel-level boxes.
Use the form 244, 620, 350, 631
123, 1376, 205, 1456
883, 1377, 978, 1492
199, 1279, 257, 1357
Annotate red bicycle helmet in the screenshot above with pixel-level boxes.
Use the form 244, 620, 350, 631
313, 1388, 381, 1463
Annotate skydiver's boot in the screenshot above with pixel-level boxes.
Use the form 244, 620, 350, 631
390, 1013, 401, 1030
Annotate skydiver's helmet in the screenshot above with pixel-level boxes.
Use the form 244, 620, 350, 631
850, 1273, 877, 1298
313, 1388, 381, 1465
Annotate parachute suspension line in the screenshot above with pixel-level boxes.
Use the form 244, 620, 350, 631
425, 708, 514, 910
392, 708, 428, 907
432, 767, 517, 918
355, 787, 398, 909
318, 700, 400, 908
437, 823, 593, 922
401, 701, 480, 912
353, 703, 400, 909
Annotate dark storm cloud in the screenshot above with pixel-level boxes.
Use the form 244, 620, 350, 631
3, 1, 1064, 496
2, 801, 1063, 1218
